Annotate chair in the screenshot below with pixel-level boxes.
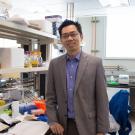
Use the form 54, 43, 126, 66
108, 90, 132, 135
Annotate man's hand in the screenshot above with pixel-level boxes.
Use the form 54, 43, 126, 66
96, 133, 104, 135
50, 122, 64, 135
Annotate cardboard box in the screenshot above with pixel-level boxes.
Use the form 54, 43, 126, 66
0, 48, 24, 68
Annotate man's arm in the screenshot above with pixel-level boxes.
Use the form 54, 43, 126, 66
45, 60, 58, 123
49, 122, 64, 135
96, 133, 105, 135
46, 60, 64, 135
95, 59, 110, 134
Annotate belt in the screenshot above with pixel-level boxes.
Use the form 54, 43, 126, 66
67, 118, 75, 122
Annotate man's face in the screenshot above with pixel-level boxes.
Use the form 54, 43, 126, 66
60, 25, 83, 53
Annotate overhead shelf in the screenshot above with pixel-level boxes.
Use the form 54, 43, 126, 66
0, 66, 48, 74
0, 21, 57, 44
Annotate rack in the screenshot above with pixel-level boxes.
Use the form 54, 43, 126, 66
0, 20, 57, 74
0, 19, 54, 78
0, 21, 56, 110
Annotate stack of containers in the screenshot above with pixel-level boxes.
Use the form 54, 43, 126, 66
45, 15, 62, 38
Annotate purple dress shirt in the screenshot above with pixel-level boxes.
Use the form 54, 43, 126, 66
66, 52, 81, 119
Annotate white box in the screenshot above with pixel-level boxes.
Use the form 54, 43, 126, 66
0, 48, 24, 68
118, 74, 129, 84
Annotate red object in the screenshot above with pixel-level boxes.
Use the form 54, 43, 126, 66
33, 100, 46, 113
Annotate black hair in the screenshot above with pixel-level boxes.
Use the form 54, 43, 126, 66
58, 19, 82, 37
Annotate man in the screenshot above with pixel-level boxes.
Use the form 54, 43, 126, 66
46, 19, 109, 135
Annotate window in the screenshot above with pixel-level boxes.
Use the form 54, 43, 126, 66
106, 13, 135, 58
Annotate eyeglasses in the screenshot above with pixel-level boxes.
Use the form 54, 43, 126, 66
61, 32, 79, 40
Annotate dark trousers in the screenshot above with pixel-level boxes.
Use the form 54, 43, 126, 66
67, 118, 79, 135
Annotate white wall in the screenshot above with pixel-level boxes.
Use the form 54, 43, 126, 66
77, 17, 92, 54
78, 16, 135, 72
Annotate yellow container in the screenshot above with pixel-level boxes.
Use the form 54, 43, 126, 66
31, 51, 42, 67
0, 100, 6, 106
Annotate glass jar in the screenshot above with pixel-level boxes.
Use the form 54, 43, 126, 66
31, 51, 43, 67
24, 51, 31, 68
31, 51, 39, 67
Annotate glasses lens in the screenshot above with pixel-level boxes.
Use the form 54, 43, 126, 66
61, 32, 79, 39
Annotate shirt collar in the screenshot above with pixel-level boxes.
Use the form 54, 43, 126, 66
66, 51, 81, 61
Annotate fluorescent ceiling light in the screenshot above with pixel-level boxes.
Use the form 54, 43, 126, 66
98, 0, 130, 7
